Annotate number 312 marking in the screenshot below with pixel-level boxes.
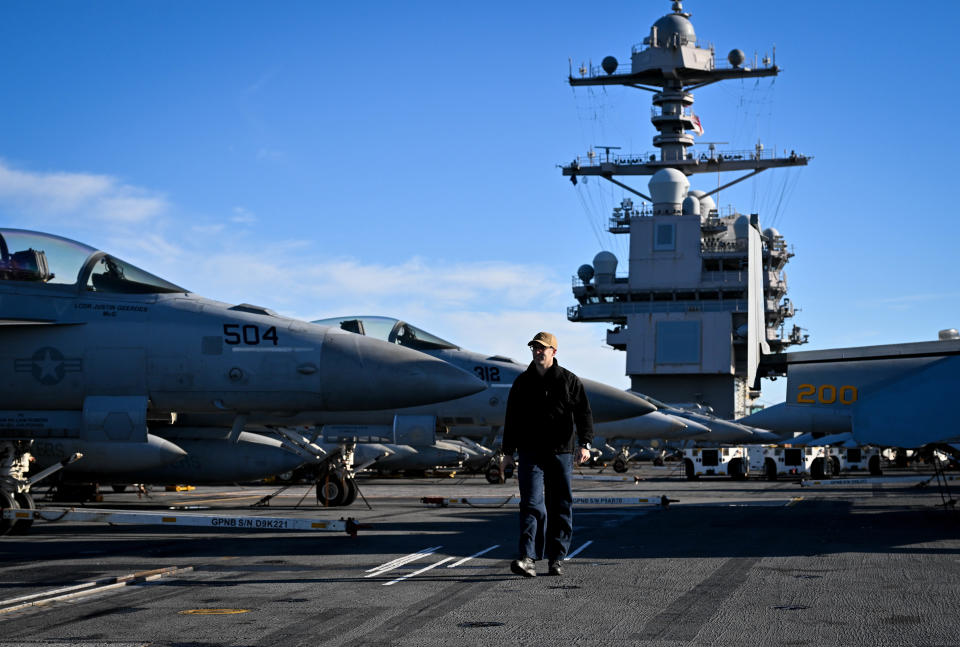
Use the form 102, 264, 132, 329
797, 383, 857, 405
474, 366, 500, 382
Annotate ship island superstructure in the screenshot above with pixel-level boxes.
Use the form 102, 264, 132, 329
563, 1, 810, 419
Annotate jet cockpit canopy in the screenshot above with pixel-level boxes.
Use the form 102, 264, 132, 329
0, 228, 187, 294
313, 316, 460, 352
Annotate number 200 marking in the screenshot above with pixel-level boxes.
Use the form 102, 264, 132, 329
797, 383, 857, 405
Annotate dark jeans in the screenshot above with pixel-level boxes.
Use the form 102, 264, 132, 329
516, 450, 574, 562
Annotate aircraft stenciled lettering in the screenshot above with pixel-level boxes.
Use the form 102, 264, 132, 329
473, 366, 500, 382
30, 440, 67, 457
222, 323, 279, 346
796, 383, 858, 405
13, 347, 82, 386
210, 517, 290, 529
74, 302, 150, 317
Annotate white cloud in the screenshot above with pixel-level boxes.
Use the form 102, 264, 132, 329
150, 246, 564, 315
231, 206, 256, 224
97, 194, 168, 223
0, 159, 168, 224
190, 224, 226, 235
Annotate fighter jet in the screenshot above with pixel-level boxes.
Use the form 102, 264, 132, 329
0, 229, 486, 507
750, 331, 960, 449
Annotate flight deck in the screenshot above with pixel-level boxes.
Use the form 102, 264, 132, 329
1, 468, 958, 646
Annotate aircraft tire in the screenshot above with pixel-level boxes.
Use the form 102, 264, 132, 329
810, 457, 825, 480
341, 478, 358, 507
11, 491, 34, 535
485, 463, 503, 484
0, 490, 20, 536
728, 458, 746, 480
830, 457, 842, 477
316, 473, 347, 507
684, 459, 698, 481
613, 458, 628, 473
764, 458, 778, 481
868, 455, 882, 476
503, 461, 515, 480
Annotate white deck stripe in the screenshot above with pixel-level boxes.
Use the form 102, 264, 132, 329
564, 540, 593, 560
383, 557, 455, 586
0, 567, 194, 615
447, 545, 499, 568
364, 546, 442, 577
0, 581, 98, 606
365, 546, 442, 572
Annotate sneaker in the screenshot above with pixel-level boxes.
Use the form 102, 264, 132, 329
547, 560, 563, 576
510, 557, 536, 578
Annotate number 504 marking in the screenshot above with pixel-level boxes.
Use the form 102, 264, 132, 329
797, 383, 857, 405
223, 323, 279, 346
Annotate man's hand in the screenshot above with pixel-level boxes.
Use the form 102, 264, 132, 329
576, 447, 591, 465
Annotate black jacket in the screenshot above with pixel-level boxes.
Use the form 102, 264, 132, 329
501, 360, 594, 455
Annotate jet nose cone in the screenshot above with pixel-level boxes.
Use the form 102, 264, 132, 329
677, 416, 712, 437
583, 380, 657, 422
318, 331, 486, 410
68, 434, 187, 473
597, 410, 689, 440
352, 443, 394, 467
644, 410, 692, 436
688, 417, 753, 443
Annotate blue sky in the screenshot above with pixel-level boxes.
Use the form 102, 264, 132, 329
2, 1, 957, 407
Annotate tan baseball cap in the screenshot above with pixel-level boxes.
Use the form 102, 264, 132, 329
528, 332, 558, 350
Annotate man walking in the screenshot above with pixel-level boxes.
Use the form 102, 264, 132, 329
502, 332, 593, 577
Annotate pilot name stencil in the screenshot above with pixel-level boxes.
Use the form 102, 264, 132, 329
74, 302, 149, 316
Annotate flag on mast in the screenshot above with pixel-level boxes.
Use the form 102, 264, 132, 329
691, 114, 704, 136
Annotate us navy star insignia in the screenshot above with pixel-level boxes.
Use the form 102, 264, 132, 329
14, 346, 83, 385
